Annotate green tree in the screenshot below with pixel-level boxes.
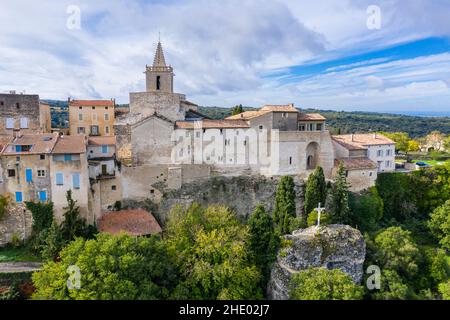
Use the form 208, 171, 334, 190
372, 270, 411, 300
26, 201, 54, 234
166, 203, 262, 300
304, 166, 327, 217
32, 233, 177, 300
60, 190, 92, 241
428, 200, 450, 250
0, 195, 8, 221
39, 219, 64, 261
306, 209, 331, 227
247, 204, 279, 286
381, 132, 410, 153
289, 267, 363, 300
273, 176, 296, 234
231, 104, 244, 115
439, 280, 450, 300
348, 187, 383, 232
330, 162, 350, 224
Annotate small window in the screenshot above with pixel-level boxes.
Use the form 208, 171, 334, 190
40, 154, 45, 160
196, 132, 200, 138
6, 118, 14, 129
289, 156, 292, 165
72, 173, 80, 189
56, 173, 64, 185
64, 154, 72, 161
78, 113, 83, 121
369, 172, 373, 177
92, 106, 96, 110
15, 192, 23, 202
104, 113, 109, 121
79, 106, 82, 110
77, 127, 85, 134
7, 169, 15, 177
105, 107, 108, 110
259, 125, 263, 131
92, 113, 98, 121
20, 117, 28, 128
316, 123, 323, 131
156, 76, 161, 90
111, 185, 116, 191
308, 123, 314, 131
16, 156, 20, 161
298, 123, 306, 131
345, 170, 349, 177
16, 103, 20, 109
101, 145, 108, 153
105, 126, 110, 134
37, 170, 46, 177
0, 101, 3, 106
150, 189, 155, 194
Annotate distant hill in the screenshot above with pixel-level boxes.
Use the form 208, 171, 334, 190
198, 106, 450, 138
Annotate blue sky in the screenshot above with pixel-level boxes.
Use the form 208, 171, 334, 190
0, 0, 450, 113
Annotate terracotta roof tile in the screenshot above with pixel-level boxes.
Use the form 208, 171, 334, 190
176, 119, 250, 129
98, 209, 162, 236
225, 110, 270, 120
2, 133, 59, 155
88, 136, 116, 146
69, 100, 114, 107
298, 113, 326, 121
333, 134, 395, 150
335, 158, 378, 170
52, 135, 86, 154
260, 104, 298, 112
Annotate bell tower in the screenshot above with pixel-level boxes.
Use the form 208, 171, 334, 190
145, 40, 174, 93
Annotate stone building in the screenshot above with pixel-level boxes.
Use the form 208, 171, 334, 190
68, 99, 115, 137
114, 40, 340, 200
0, 92, 52, 145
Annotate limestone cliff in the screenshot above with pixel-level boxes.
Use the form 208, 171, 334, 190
267, 224, 365, 300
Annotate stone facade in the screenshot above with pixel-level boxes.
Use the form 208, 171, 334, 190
0, 202, 33, 247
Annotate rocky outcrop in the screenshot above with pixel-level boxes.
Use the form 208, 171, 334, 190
267, 224, 366, 300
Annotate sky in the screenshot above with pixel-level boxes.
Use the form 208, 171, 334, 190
1, 0, 450, 114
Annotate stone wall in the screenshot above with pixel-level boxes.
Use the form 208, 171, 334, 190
0, 203, 33, 247
122, 175, 305, 224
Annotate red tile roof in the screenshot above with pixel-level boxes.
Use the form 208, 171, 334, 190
335, 158, 378, 170
260, 104, 298, 112
1, 133, 59, 155
88, 136, 116, 146
69, 100, 114, 107
176, 119, 250, 129
98, 209, 162, 236
52, 135, 86, 154
333, 134, 395, 150
298, 113, 326, 121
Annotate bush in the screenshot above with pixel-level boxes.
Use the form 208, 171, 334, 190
0, 195, 8, 221
307, 209, 331, 227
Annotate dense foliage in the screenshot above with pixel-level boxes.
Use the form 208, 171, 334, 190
428, 200, 450, 250
289, 268, 364, 300
273, 176, 296, 234
329, 162, 350, 224
348, 187, 383, 232
165, 203, 263, 299
304, 166, 327, 217
32, 234, 177, 299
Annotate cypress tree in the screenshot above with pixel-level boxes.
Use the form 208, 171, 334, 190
273, 176, 296, 234
304, 166, 327, 217
330, 162, 351, 224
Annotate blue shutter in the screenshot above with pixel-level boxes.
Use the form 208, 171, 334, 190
64, 154, 72, 161
72, 173, 80, 189
25, 168, 32, 182
39, 191, 47, 201
15, 145, 21, 152
56, 173, 63, 185
15, 192, 22, 202
102, 145, 108, 154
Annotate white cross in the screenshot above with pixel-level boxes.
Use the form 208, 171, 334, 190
316, 202, 325, 227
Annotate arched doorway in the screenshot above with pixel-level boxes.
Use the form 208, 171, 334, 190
306, 142, 319, 170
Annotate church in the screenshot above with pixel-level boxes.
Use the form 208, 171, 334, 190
114, 40, 388, 200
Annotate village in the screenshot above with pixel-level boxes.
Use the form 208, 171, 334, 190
0, 40, 401, 245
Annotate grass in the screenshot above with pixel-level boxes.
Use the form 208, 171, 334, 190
0, 246, 42, 263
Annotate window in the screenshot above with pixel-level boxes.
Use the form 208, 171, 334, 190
90, 125, 99, 135
92, 106, 96, 110
308, 123, 314, 131
16, 103, 20, 109
259, 125, 263, 131
156, 75, 161, 90
72, 173, 80, 189
56, 173, 64, 185
15, 192, 23, 202
6, 118, 14, 129
369, 172, 373, 177
15, 145, 22, 152
289, 156, 292, 165
20, 117, 28, 128
37, 170, 46, 177
78, 113, 83, 120
111, 185, 116, 191
386, 149, 392, 156
377, 150, 384, 157
196, 132, 200, 138
0, 101, 3, 106
386, 161, 391, 168
298, 123, 306, 131
316, 123, 323, 131
40, 154, 45, 160
77, 127, 85, 134
79, 106, 82, 110
105, 126, 110, 134
16, 156, 20, 161
64, 154, 72, 161
104, 113, 109, 121
39, 191, 47, 201
345, 170, 349, 177
7, 169, 15, 177
25, 168, 32, 182
92, 113, 98, 121
101, 145, 108, 154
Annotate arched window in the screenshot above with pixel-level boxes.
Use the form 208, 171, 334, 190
156, 75, 161, 90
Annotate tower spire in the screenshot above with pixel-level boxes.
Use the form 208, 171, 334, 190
153, 40, 167, 67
